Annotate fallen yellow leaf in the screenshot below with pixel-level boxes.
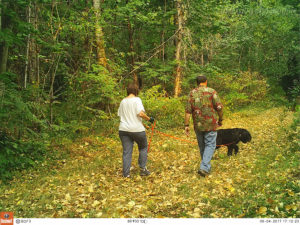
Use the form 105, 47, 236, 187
92, 200, 100, 207
96, 212, 103, 217
17, 200, 24, 206
258, 206, 267, 215
275, 154, 282, 161
128, 200, 135, 207
194, 207, 201, 213
285, 205, 292, 211
88, 185, 94, 193
65, 193, 71, 201
81, 213, 88, 218
76, 209, 84, 213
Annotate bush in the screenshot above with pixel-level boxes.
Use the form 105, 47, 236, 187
209, 71, 268, 110
0, 132, 46, 181
288, 106, 300, 153
0, 73, 48, 180
183, 64, 269, 111
140, 85, 185, 129
0, 72, 41, 135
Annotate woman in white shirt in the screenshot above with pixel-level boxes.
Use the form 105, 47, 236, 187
118, 83, 154, 178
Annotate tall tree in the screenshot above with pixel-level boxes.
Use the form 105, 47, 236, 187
174, 0, 184, 97
93, 0, 107, 68
0, 0, 9, 74
24, 1, 30, 88
126, 0, 138, 86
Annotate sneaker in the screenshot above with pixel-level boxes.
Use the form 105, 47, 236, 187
140, 167, 151, 176
123, 174, 130, 178
197, 169, 209, 177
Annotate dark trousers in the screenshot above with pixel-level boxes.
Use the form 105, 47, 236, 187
119, 131, 148, 177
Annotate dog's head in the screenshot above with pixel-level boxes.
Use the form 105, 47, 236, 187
239, 129, 252, 143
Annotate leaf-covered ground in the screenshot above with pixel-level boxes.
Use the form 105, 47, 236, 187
0, 107, 299, 218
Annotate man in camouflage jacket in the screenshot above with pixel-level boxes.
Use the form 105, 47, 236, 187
184, 75, 223, 177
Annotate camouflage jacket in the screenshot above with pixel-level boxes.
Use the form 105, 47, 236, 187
185, 86, 223, 131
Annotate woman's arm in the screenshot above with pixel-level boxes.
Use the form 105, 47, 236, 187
138, 111, 151, 121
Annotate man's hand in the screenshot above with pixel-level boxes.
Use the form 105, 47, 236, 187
218, 119, 223, 126
184, 113, 191, 136
185, 126, 190, 136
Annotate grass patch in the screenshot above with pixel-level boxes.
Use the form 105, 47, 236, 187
0, 106, 298, 218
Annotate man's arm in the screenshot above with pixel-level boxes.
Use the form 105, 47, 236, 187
217, 108, 223, 126
184, 112, 191, 136
212, 91, 223, 126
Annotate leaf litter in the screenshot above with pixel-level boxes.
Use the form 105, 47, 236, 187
0, 107, 299, 218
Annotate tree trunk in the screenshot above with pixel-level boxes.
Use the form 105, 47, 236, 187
32, 2, 39, 85
35, 2, 41, 108
49, 55, 60, 124
93, 0, 107, 68
126, 0, 138, 86
201, 51, 204, 65
161, 31, 165, 62
160, 0, 167, 62
25, 1, 39, 88
174, 0, 183, 97
0, 0, 8, 74
127, 18, 138, 86
0, 42, 8, 74
24, 2, 31, 88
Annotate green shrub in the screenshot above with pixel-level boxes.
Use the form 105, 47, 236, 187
288, 107, 300, 153
0, 73, 49, 180
183, 64, 269, 111
140, 85, 185, 129
0, 72, 41, 135
209, 71, 268, 110
0, 132, 46, 181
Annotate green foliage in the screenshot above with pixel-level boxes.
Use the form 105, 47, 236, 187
211, 71, 268, 110
288, 107, 300, 152
0, 107, 298, 218
1, 0, 299, 181
0, 132, 46, 181
0, 73, 48, 180
139, 59, 176, 93
45, 64, 121, 139
185, 1, 299, 92
287, 80, 300, 109
184, 64, 269, 110
0, 73, 41, 135
140, 85, 185, 129
81, 65, 118, 105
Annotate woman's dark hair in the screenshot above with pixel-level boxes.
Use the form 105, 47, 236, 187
196, 75, 207, 85
126, 83, 139, 96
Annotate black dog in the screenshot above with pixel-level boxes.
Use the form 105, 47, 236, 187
216, 128, 252, 156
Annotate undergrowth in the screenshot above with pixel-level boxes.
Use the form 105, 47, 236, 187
0, 106, 298, 218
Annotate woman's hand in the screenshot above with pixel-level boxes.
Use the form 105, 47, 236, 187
138, 111, 154, 123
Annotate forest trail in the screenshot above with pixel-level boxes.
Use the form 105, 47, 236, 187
1, 107, 298, 218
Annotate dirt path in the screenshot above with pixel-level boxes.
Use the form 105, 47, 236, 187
0, 107, 297, 218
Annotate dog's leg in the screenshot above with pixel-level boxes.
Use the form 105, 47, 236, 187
227, 146, 233, 156
234, 145, 239, 155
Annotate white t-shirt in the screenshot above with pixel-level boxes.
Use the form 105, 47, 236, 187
118, 97, 146, 132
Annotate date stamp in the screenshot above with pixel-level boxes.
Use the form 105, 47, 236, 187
259, 219, 300, 224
